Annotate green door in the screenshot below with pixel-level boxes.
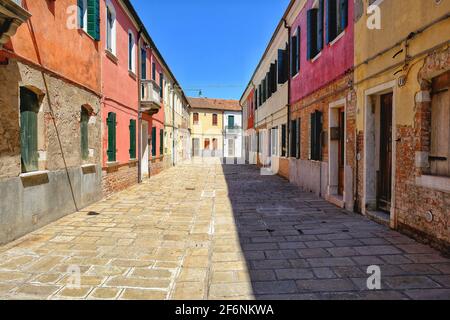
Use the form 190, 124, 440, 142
20, 87, 39, 172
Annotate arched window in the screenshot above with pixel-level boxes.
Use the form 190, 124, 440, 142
106, 0, 117, 54
20, 87, 40, 173
128, 30, 136, 72
80, 106, 90, 160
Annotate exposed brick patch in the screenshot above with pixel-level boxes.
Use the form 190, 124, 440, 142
102, 162, 138, 198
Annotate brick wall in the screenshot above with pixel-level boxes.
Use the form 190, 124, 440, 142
102, 162, 138, 198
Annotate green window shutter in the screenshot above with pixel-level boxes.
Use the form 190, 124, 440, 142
160, 129, 164, 155
78, 0, 84, 29
20, 88, 39, 173
228, 115, 235, 128
141, 49, 147, 79
107, 112, 116, 162
290, 119, 297, 158
87, 0, 100, 41
152, 127, 156, 157
129, 119, 136, 159
159, 73, 164, 98
307, 9, 318, 60
81, 107, 89, 160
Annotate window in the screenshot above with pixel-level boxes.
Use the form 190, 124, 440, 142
160, 129, 164, 155
291, 27, 301, 76
20, 87, 39, 173
430, 71, 450, 177
106, 112, 117, 162
326, 0, 348, 44
228, 115, 235, 128
106, 1, 116, 52
129, 119, 136, 159
79, 0, 100, 40
151, 126, 157, 157
193, 112, 199, 125
278, 45, 289, 83
204, 139, 210, 149
78, 0, 88, 31
159, 73, 163, 98
128, 31, 136, 72
152, 62, 156, 81
307, 8, 319, 60
270, 62, 278, 94
271, 127, 278, 156
212, 114, 218, 126
258, 84, 262, 107
290, 119, 297, 158
281, 124, 287, 157
310, 110, 323, 161
81, 106, 90, 160
141, 48, 147, 79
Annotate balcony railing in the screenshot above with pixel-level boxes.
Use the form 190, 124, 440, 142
225, 125, 242, 135
140, 79, 162, 115
0, 0, 31, 45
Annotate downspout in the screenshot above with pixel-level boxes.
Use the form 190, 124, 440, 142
172, 85, 175, 166
283, 19, 291, 159
137, 27, 143, 183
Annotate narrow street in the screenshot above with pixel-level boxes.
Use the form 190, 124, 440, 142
0, 160, 449, 300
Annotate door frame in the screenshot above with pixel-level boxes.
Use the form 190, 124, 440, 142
328, 98, 347, 207
141, 120, 149, 179
363, 80, 397, 229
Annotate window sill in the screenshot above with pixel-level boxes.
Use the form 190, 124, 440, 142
311, 52, 322, 63
79, 28, 96, 42
292, 72, 300, 80
128, 70, 137, 80
328, 30, 346, 47
106, 161, 119, 167
81, 164, 97, 175
416, 175, 450, 193
105, 49, 118, 64
20, 170, 50, 187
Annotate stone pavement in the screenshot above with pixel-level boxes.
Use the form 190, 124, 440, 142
0, 158, 449, 300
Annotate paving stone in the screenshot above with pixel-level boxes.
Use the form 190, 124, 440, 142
89, 287, 121, 299
398, 264, 442, 275
327, 247, 360, 257
121, 289, 167, 300
430, 275, 450, 287
253, 280, 298, 294
56, 287, 93, 299
106, 276, 171, 289
275, 269, 314, 280
14, 284, 61, 298
296, 279, 357, 292
405, 254, 449, 264
384, 276, 441, 290
354, 246, 402, 255
307, 257, 355, 267
312, 267, 336, 279
404, 289, 450, 300
297, 248, 331, 258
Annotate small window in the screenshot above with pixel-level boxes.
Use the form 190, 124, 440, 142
326, 0, 348, 44
160, 129, 164, 155
129, 119, 136, 159
291, 27, 301, 75
159, 73, 163, 98
81, 106, 90, 160
106, 1, 116, 52
106, 112, 117, 162
151, 126, 157, 157
141, 48, 147, 80
78, 0, 88, 32
212, 114, 218, 126
310, 111, 323, 161
152, 62, 156, 81
20, 87, 40, 173
430, 71, 450, 177
204, 138, 210, 149
281, 124, 287, 157
128, 31, 136, 72
228, 115, 235, 128
193, 113, 199, 125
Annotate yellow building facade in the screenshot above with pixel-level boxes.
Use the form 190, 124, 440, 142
354, 0, 450, 251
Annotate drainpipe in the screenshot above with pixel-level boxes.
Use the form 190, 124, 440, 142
283, 19, 291, 159
172, 85, 176, 166
137, 27, 143, 184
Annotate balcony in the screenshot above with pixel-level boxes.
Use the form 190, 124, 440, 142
140, 79, 162, 115
0, 0, 31, 46
225, 125, 242, 135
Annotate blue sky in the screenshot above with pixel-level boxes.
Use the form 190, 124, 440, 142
130, 0, 291, 100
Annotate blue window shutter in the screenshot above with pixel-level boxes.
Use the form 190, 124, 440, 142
290, 35, 297, 76
307, 9, 318, 60
326, 0, 337, 44
278, 49, 284, 84
296, 26, 301, 73
318, 0, 324, 51
340, 0, 348, 31
78, 0, 84, 29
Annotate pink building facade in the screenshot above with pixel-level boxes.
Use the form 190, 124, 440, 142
288, 0, 356, 211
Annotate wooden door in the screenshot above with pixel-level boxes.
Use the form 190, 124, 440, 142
377, 93, 393, 212
338, 108, 345, 196
192, 138, 200, 156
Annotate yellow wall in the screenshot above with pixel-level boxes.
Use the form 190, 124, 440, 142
190, 109, 224, 151
354, 0, 450, 128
